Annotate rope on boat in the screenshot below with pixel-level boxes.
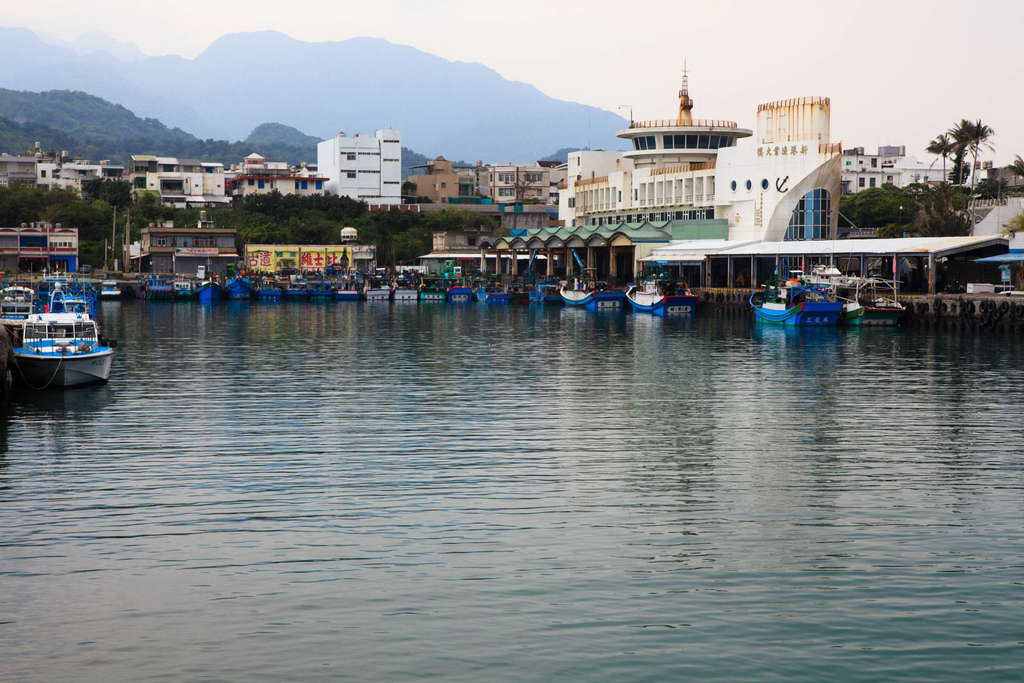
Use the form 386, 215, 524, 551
13, 351, 64, 391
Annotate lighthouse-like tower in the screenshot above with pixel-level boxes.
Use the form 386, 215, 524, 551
677, 61, 694, 126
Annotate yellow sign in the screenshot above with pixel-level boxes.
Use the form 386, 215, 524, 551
245, 245, 358, 272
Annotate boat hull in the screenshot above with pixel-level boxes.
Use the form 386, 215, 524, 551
447, 287, 474, 304
626, 290, 699, 315
225, 280, 252, 300
393, 288, 418, 301
14, 348, 114, 388
419, 290, 446, 302
752, 299, 842, 326
845, 305, 904, 327
335, 290, 362, 302
197, 284, 222, 305
365, 288, 392, 301
146, 289, 174, 301
559, 288, 593, 307
257, 288, 283, 300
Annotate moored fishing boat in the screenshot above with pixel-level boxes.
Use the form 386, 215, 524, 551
335, 277, 362, 301
419, 277, 447, 302
12, 312, 115, 388
225, 276, 253, 300
559, 276, 626, 310
99, 280, 122, 300
749, 272, 842, 326
173, 279, 196, 300
197, 280, 223, 304
625, 275, 698, 315
0, 286, 36, 321
393, 273, 419, 302
308, 281, 336, 301
144, 276, 174, 300
364, 275, 392, 301
256, 282, 283, 301
285, 279, 310, 301
446, 280, 474, 304
529, 280, 562, 305
803, 264, 905, 327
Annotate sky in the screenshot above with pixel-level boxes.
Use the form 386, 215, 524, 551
8, 0, 1024, 163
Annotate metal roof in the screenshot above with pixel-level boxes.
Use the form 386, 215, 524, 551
711, 236, 1008, 257
643, 239, 759, 263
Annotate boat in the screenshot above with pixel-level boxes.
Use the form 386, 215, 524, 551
285, 279, 310, 301
419, 277, 447, 302
393, 273, 419, 302
173, 279, 196, 300
364, 275, 392, 301
559, 276, 627, 310
144, 276, 174, 300
197, 280, 223, 305
12, 312, 115, 388
447, 279, 474, 304
47, 282, 94, 316
749, 271, 842, 325
335, 278, 362, 301
99, 280, 122, 300
625, 275, 699, 315
529, 280, 563, 305
256, 282, 283, 301
0, 286, 36, 321
803, 265, 905, 327
225, 276, 254, 300
307, 281, 334, 300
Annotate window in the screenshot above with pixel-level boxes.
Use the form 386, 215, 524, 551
346, 172, 357, 179
40, 170, 46, 178
315, 181, 323, 190
646, 136, 655, 149
247, 178, 254, 186
257, 180, 265, 189
155, 237, 168, 247
869, 177, 876, 188
525, 173, 542, 182
730, 180, 737, 191
499, 187, 514, 196
346, 153, 356, 161
761, 179, 769, 190
887, 175, 894, 182
300, 180, 309, 190
871, 158, 878, 168
784, 188, 831, 241
858, 177, 865, 188
663, 135, 674, 149
568, 197, 575, 208
745, 180, 752, 191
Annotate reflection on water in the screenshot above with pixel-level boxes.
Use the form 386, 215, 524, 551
1, 302, 1023, 682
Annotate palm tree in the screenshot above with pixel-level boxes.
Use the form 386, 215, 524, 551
948, 119, 974, 184
965, 119, 995, 195
926, 133, 954, 184
1011, 155, 1024, 185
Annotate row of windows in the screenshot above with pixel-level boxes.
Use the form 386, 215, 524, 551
249, 179, 323, 190
632, 135, 737, 151
730, 179, 773, 192
587, 208, 715, 225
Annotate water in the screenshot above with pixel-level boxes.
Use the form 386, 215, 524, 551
2, 302, 1023, 681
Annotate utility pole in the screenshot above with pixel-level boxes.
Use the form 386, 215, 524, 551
110, 206, 117, 272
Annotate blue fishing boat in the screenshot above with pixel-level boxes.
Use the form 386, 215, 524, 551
0, 286, 36, 321
529, 281, 562, 305
447, 285, 473, 303
749, 272, 842, 326
285, 279, 309, 301
197, 280, 223, 305
335, 288, 362, 302
559, 277, 626, 310
144, 276, 174, 300
256, 283, 283, 301
173, 279, 197, 300
308, 281, 335, 300
225, 276, 253, 300
625, 276, 698, 315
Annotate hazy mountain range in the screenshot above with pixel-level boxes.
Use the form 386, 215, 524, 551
0, 27, 625, 161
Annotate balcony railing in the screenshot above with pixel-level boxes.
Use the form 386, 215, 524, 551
629, 119, 738, 129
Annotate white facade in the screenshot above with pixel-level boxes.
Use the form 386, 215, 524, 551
317, 130, 402, 206
558, 85, 842, 242
841, 146, 946, 194
36, 159, 124, 192
484, 163, 551, 204
229, 153, 327, 197
130, 156, 228, 208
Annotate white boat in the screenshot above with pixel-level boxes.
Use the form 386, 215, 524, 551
100, 280, 122, 300
13, 312, 115, 388
393, 287, 418, 301
0, 286, 36, 321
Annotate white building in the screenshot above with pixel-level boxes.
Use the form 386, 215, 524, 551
229, 153, 327, 197
317, 130, 402, 206
37, 158, 124, 192
129, 156, 229, 208
841, 146, 946, 194
484, 163, 551, 204
558, 73, 843, 242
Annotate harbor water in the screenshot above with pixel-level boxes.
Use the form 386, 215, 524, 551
2, 302, 1023, 681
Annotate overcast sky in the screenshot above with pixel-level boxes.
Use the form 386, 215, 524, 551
8, 0, 1023, 163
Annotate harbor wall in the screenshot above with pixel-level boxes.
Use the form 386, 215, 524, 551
695, 287, 1024, 332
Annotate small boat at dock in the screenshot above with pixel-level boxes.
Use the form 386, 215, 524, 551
144, 276, 174, 300
285, 279, 310, 301
447, 280, 474, 304
802, 265, 905, 326
12, 312, 115, 388
173, 279, 197, 300
529, 280, 562, 305
626, 275, 698, 315
0, 286, 36, 321
99, 280, 122, 300
749, 271, 842, 326
560, 276, 626, 310
419, 277, 447, 302
256, 282, 283, 301
197, 280, 223, 305
225, 276, 254, 300
364, 276, 392, 301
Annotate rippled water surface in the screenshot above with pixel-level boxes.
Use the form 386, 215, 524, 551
2, 302, 1023, 681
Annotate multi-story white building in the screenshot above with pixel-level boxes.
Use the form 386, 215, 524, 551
558, 74, 842, 242
317, 130, 402, 206
229, 153, 327, 197
37, 158, 124, 192
841, 146, 946, 194
485, 163, 551, 204
129, 156, 229, 208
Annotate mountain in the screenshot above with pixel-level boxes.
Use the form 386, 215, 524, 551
68, 31, 146, 62
0, 88, 447, 180
0, 27, 625, 161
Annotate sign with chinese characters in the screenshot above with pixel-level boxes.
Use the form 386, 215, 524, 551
244, 245, 376, 272
174, 247, 220, 256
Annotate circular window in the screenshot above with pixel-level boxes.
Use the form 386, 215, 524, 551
761, 179, 769, 190
745, 180, 752, 191
730, 180, 737, 191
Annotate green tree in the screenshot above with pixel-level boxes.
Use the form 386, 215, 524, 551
926, 133, 954, 184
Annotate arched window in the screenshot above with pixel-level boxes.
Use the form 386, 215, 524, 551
785, 188, 831, 240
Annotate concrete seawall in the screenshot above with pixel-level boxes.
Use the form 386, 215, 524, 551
695, 288, 1024, 332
